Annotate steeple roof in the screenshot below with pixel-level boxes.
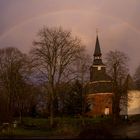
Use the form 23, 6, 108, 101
93, 35, 104, 65
124, 74, 136, 90
94, 35, 102, 56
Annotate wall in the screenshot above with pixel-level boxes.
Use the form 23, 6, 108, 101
120, 90, 140, 115
87, 93, 113, 116
128, 90, 140, 115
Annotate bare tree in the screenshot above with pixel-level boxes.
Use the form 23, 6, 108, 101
73, 52, 91, 82
0, 47, 33, 122
30, 26, 84, 126
73, 53, 91, 124
105, 50, 129, 121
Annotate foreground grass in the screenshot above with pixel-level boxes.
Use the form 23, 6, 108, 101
0, 116, 111, 138
0, 128, 52, 137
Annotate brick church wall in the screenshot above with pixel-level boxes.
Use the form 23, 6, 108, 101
87, 93, 113, 116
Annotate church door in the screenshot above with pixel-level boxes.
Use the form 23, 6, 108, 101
104, 107, 109, 115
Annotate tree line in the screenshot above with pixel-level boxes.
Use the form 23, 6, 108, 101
0, 26, 140, 126
0, 27, 91, 126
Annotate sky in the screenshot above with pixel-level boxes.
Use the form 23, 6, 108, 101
0, 0, 140, 75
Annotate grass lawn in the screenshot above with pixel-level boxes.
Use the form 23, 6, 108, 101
0, 128, 52, 137
0, 116, 111, 138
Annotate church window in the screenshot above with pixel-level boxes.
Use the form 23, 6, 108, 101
98, 66, 101, 70
89, 100, 93, 110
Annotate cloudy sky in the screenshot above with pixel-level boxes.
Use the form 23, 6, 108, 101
0, 0, 140, 75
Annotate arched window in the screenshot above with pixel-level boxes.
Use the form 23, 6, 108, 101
104, 107, 109, 115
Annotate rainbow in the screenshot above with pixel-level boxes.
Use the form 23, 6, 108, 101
0, 9, 139, 41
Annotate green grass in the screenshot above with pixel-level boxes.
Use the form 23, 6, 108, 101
0, 116, 111, 138
0, 128, 53, 137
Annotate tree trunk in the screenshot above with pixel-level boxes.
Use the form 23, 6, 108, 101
19, 110, 22, 123
50, 98, 54, 127
49, 83, 54, 127
112, 89, 121, 123
81, 85, 86, 126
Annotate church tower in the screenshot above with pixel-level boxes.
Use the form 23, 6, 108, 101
90, 35, 107, 82
87, 35, 113, 116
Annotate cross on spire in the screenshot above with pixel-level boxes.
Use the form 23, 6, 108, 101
96, 28, 99, 36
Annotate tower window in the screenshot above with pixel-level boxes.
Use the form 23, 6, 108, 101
95, 56, 100, 59
98, 66, 101, 70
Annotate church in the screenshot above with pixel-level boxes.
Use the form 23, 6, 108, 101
86, 35, 113, 116
86, 35, 140, 117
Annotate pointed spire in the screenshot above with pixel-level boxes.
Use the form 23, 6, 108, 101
93, 33, 104, 65
94, 35, 102, 57
124, 74, 135, 90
